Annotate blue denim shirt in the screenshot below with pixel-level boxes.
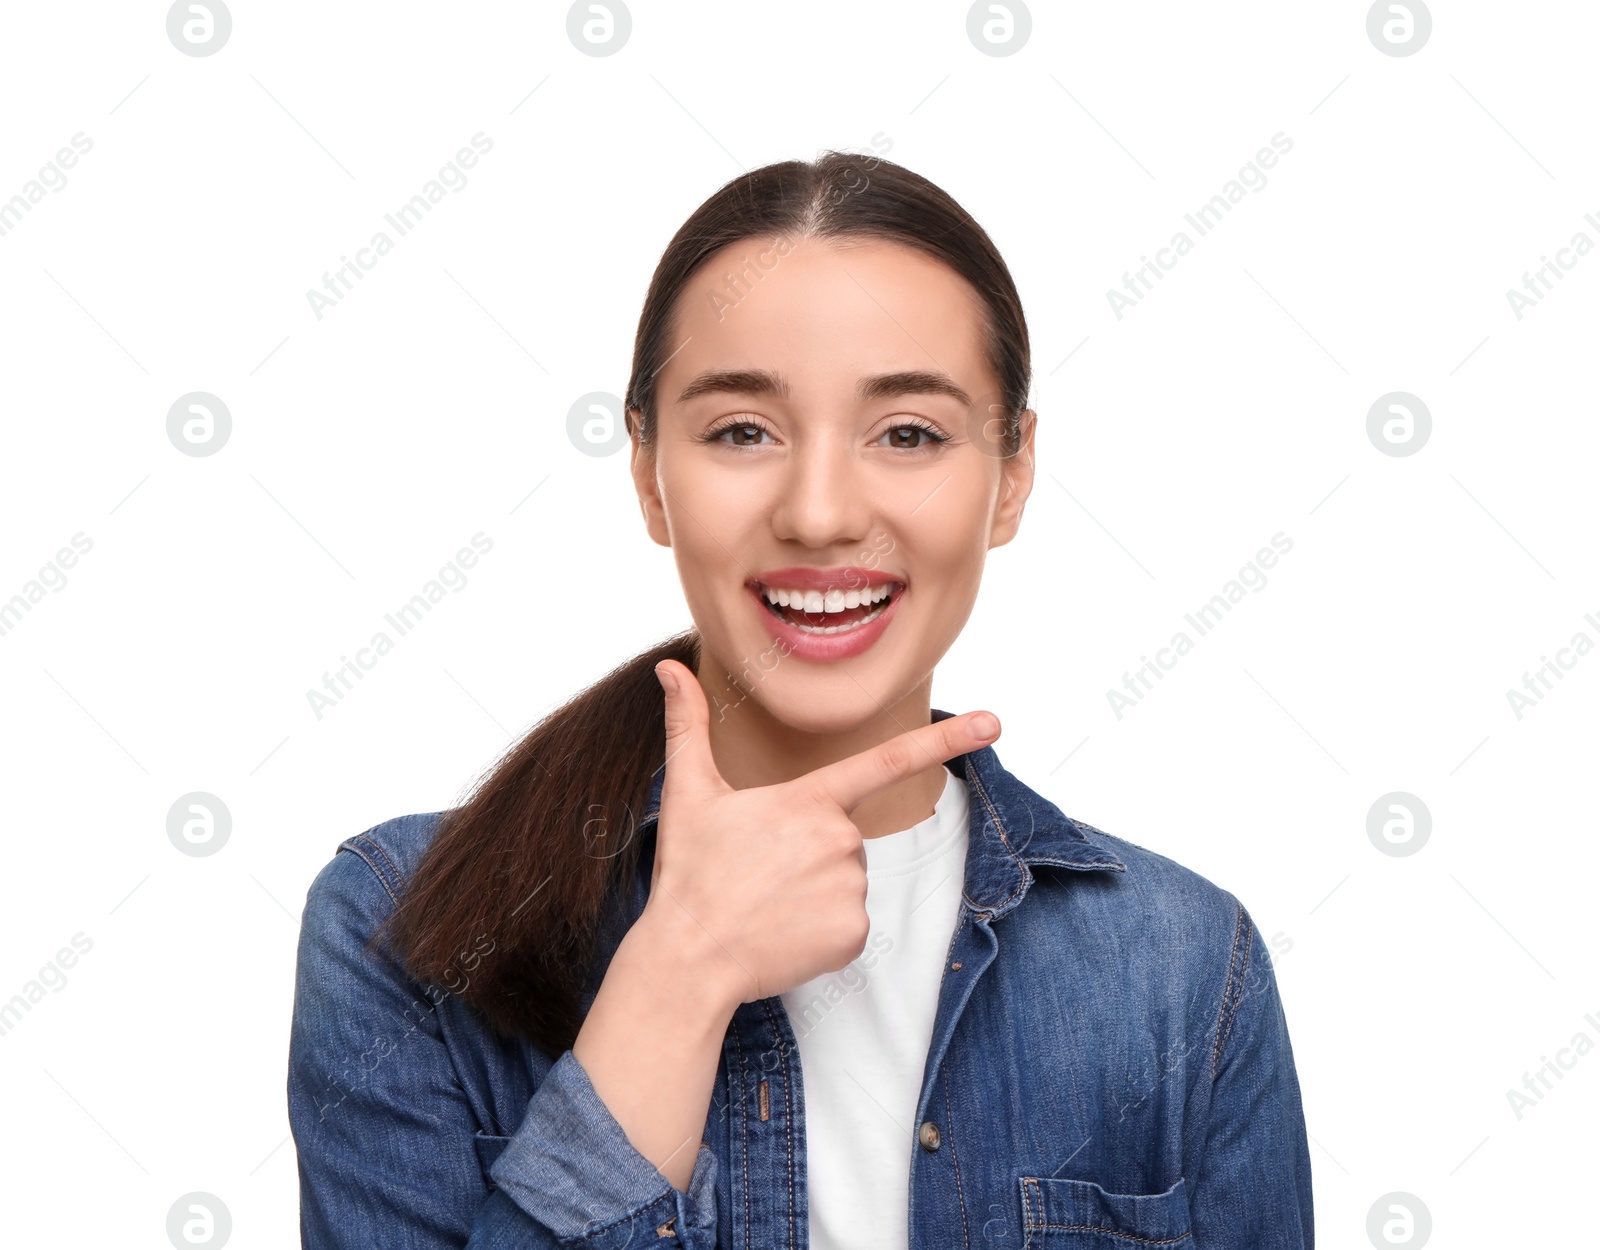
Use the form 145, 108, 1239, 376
288, 709, 1313, 1247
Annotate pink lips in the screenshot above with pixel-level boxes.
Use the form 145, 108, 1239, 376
748, 567, 904, 662
751, 566, 902, 594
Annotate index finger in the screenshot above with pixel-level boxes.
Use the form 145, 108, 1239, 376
806, 711, 1000, 814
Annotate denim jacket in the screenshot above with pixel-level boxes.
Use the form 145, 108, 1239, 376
287, 709, 1314, 1247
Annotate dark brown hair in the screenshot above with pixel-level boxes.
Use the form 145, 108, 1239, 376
372, 149, 1034, 1059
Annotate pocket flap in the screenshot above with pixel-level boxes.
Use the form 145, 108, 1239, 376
1020, 1174, 1191, 1245
473, 1130, 513, 1186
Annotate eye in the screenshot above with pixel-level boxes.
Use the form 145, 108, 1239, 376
702, 418, 773, 448
876, 420, 950, 451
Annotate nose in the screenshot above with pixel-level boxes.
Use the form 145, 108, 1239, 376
767, 435, 874, 551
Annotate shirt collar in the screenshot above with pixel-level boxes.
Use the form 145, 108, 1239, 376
635, 707, 1124, 922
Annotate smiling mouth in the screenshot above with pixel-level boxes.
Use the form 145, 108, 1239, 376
753, 580, 903, 635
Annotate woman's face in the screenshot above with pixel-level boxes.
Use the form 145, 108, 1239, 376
629, 233, 1035, 737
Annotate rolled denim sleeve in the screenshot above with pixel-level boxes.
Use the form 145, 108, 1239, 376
1189, 904, 1315, 1249
490, 1048, 719, 1247
287, 841, 719, 1248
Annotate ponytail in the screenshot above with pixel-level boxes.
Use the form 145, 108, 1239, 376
370, 629, 700, 1059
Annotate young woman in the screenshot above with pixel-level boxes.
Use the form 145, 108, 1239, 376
288, 151, 1313, 1249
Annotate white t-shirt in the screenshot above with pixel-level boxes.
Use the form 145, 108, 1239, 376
778, 766, 970, 1250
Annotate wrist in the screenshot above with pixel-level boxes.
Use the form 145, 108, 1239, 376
628, 898, 754, 1017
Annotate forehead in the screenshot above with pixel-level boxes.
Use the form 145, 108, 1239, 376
661, 235, 991, 402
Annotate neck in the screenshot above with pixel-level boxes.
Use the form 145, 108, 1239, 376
700, 669, 950, 839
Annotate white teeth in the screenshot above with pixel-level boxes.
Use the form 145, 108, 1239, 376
760, 582, 897, 614
758, 580, 899, 632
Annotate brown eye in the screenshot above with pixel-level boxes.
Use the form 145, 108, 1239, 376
879, 422, 947, 450
704, 419, 772, 447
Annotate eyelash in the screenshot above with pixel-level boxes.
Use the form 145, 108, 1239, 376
701, 416, 951, 451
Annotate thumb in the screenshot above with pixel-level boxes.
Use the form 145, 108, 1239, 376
654, 659, 719, 794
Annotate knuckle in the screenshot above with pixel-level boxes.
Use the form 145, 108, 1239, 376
877, 736, 916, 783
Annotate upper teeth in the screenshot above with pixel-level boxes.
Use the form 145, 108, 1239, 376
763, 583, 895, 613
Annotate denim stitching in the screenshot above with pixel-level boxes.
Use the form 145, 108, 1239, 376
963, 765, 1022, 916
941, 1063, 971, 1249
759, 998, 797, 1250
338, 835, 403, 905
1021, 1180, 1192, 1245
1030, 1224, 1189, 1244
1211, 903, 1249, 1081
730, 1019, 751, 1250
1219, 915, 1253, 1072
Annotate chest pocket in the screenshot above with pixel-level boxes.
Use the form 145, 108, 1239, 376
1019, 1175, 1192, 1247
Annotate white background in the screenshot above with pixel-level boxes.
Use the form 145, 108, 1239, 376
1, 1, 1595, 1246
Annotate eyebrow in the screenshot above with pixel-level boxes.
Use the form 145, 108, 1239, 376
674, 368, 972, 408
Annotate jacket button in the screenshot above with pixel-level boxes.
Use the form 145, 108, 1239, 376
918, 1121, 941, 1151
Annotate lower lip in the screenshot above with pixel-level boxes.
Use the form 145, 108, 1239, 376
750, 584, 902, 662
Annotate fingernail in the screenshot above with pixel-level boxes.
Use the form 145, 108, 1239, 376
655, 663, 678, 695
970, 712, 999, 740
